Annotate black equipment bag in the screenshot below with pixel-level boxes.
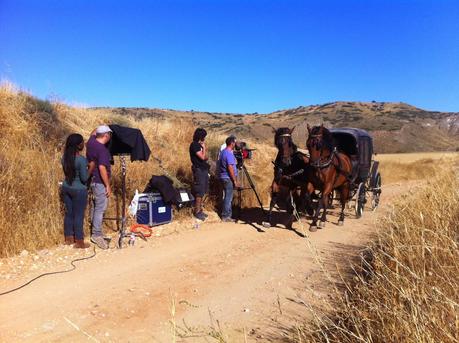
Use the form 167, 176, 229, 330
143, 175, 194, 208
175, 189, 195, 209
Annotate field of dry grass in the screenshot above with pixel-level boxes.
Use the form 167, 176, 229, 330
298, 164, 459, 342
0, 83, 275, 257
377, 152, 458, 184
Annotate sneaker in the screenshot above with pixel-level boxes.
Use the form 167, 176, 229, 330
194, 212, 206, 221
91, 235, 109, 249
221, 217, 236, 223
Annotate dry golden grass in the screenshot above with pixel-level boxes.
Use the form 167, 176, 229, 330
0, 84, 275, 257
299, 165, 459, 342
378, 152, 458, 184
378, 151, 459, 163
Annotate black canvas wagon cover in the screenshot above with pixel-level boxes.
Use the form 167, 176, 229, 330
329, 128, 374, 181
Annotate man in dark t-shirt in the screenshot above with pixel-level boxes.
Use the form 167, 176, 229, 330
189, 128, 210, 220
86, 125, 112, 249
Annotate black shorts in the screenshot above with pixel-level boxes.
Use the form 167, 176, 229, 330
192, 167, 209, 197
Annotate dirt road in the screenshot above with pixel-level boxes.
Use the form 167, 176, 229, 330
0, 183, 409, 342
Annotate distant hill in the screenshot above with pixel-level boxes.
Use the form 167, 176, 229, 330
91, 101, 459, 153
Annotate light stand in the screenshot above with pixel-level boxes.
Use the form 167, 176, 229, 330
117, 155, 128, 248
102, 155, 128, 247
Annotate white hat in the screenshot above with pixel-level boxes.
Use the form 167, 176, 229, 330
96, 125, 112, 134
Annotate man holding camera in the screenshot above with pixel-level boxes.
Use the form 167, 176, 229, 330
189, 128, 210, 220
218, 136, 240, 222
86, 125, 112, 249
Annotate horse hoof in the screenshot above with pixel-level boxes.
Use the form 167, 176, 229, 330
319, 221, 326, 228
338, 220, 344, 226
309, 226, 317, 232
262, 222, 271, 228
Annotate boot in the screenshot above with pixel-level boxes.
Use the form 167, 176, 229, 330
74, 239, 90, 249
64, 236, 75, 245
194, 197, 202, 216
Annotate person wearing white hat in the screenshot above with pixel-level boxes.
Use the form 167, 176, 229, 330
86, 125, 113, 249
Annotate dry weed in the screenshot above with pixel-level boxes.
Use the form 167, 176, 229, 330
299, 167, 459, 342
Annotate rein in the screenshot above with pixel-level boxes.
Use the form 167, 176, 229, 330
272, 153, 305, 179
310, 148, 336, 169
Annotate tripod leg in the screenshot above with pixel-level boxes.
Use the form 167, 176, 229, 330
237, 189, 242, 221
242, 165, 271, 229
242, 166, 266, 215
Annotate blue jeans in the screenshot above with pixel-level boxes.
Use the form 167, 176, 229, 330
221, 178, 234, 219
62, 186, 88, 240
90, 183, 108, 237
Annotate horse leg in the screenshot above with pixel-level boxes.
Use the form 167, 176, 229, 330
303, 183, 315, 217
319, 184, 333, 228
310, 194, 322, 232
338, 184, 350, 226
285, 192, 295, 230
267, 194, 277, 227
267, 181, 281, 228
319, 193, 328, 228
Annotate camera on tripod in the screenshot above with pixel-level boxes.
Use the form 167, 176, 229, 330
234, 141, 255, 169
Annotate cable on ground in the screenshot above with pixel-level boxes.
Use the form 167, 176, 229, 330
0, 246, 97, 296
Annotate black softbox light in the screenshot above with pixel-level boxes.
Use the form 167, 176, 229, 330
108, 124, 151, 162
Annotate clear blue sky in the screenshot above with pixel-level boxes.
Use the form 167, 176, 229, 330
1, 0, 458, 113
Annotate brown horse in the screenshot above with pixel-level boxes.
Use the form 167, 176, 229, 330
268, 127, 313, 228
306, 124, 352, 231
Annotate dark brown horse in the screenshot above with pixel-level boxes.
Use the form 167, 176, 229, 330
306, 124, 352, 231
268, 127, 313, 228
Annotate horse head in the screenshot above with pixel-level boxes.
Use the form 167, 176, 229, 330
306, 124, 333, 165
273, 126, 296, 166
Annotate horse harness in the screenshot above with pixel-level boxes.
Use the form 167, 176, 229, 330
308, 133, 352, 183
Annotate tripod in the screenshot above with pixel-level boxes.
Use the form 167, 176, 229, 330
235, 163, 268, 221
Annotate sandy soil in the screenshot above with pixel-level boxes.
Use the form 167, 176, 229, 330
0, 182, 414, 342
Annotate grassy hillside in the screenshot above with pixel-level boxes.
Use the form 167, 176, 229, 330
94, 101, 459, 153
0, 84, 275, 257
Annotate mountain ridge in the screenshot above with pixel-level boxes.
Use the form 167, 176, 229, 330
90, 101, 459, 153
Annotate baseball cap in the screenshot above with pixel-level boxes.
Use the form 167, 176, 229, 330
96, 125, 112, 134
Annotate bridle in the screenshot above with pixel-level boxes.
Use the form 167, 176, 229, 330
276, 133, 294, 166
307, 133, 336, 169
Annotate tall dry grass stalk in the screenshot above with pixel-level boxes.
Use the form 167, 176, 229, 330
0, 84, 275, 256
300, 166, 459, 342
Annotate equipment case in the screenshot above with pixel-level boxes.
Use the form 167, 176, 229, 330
136, 193, 172, 226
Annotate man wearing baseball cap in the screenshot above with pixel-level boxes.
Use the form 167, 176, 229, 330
86, 125, 112, 249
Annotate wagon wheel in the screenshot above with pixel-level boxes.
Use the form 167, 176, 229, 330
371, 173, 382, 210
347, 185, 357, 210
355, 182, 366, 218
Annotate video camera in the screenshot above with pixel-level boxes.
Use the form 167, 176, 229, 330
234, 141, 255, 169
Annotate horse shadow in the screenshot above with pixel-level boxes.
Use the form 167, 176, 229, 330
235, 206, 308, 238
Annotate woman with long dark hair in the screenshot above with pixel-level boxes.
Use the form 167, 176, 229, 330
61, 133, 90, 248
